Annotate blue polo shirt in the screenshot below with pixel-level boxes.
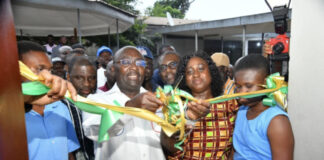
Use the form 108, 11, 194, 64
25, 101, 80, 160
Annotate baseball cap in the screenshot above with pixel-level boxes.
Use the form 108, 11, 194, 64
137, 46, 153, 59
211, 52, 230, 67
96, 46, 113, 57
51, 57, 65, 63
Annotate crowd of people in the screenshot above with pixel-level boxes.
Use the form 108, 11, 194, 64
21, 35, 294, 160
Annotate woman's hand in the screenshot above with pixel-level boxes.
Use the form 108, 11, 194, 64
186, 99, 211, 120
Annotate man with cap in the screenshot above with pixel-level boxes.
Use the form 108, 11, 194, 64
96, 46, 113, 89
137, 46, 157, 91
51, 56, 66, 79
71, 43, 86, 55
211, 52, 235, 95
51, 46, 73, 79
59, 45, 73, 62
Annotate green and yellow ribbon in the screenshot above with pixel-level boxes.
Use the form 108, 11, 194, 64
19, 61, 178, 143
181, 72, 288, 110
19, 60, 288, 149
156, 85, 194, 150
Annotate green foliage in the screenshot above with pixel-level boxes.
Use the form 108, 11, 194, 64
146, 3, 184, 18
146, 0, 193, 18
86, 0, 201, 56
85, 0, 156, 52
84, 19, 159, 55
103, 0, 139, 14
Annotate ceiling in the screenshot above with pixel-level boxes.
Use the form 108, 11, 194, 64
12, 0, 136, 36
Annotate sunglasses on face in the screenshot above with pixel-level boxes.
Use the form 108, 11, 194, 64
116, 59, 147, 68
159, 61, 178, 72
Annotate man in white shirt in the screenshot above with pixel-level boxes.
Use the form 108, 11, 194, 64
96, 46, 113, 89
83, 46, 165, 160
83, 46, 211, 160
44, 34, 57, 55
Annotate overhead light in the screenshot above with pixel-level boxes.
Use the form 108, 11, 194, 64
256, 42, 261, 47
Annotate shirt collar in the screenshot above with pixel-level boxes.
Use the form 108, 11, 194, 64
110, 83, 147, 95
26, 101, 60, 116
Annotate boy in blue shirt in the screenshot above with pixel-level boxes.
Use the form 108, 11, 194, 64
233, 54, 294, 160
19, 41, 80, 160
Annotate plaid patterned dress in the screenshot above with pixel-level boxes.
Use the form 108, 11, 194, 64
169, 100, 238, 160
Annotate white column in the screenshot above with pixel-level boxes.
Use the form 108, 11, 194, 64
195, 30, 198, 52
244, 40, 249, 56
289, 0, 324, 159
242, 25, 246, 56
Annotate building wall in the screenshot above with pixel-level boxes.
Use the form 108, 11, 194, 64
288, 0, 324, 159
164, 36, 203, 56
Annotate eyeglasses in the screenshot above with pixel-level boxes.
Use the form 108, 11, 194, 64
159, 61, 178, 72
116, 59, 147, 68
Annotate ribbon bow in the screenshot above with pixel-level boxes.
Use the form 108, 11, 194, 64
262, 72, 288, 110
156, 85, 194, 150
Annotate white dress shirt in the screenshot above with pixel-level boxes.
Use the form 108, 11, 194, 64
97, 67, 107, 89
83, 84, 165, 160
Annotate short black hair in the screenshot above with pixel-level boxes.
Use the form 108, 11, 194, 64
68, 56, 95, 74
47, 34, 54, 38
234, 54, 270, 76
17, 40, 46, 60
175, 51, 224, 97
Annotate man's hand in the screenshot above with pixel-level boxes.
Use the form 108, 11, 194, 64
125, 92, 163, 113
263, 40, 273, 58
186, 100, 211, 120
25, 70, 77, 105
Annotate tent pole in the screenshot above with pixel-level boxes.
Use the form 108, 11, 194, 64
162, 34, 166, 44
261, 32, 264, 53
116, 19, 119, 49
221, 36, 224, 52
77, 8, 82, 44
108, 26, 110, 47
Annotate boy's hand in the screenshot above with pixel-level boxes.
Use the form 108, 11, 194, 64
25, 70, 77, 105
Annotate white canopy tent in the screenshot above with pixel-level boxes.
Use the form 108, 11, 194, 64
12, 0, 136, 47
